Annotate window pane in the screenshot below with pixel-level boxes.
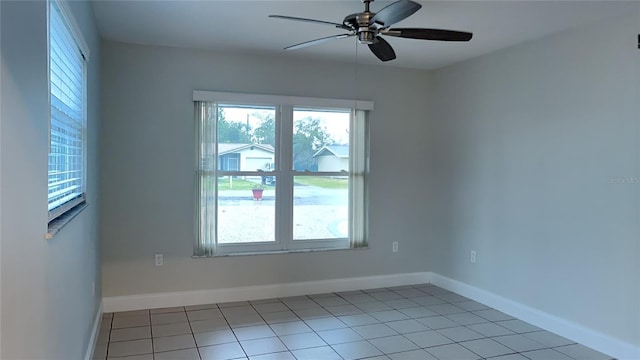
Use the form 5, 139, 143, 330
293, 109, 350, 172
217, 176, 276, 244
293, 176, 348, 240
217, 105, 276, 172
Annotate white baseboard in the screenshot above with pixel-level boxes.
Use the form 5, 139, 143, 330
84, 301, 103, 360
103, 272, 431, 313
430, 272, 640, 360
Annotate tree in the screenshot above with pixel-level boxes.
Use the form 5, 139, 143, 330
217, 109, 252, 143
293, 117, 332, 171
252, 113, 275, 147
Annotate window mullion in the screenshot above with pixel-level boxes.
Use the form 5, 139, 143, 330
278, 105, 294, 250
350, 109, 368, 248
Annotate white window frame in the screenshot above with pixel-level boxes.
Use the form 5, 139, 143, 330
194, 91, 372, 256
47, 0, 90, 229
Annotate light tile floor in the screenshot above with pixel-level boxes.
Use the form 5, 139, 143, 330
93, 284, 615, 360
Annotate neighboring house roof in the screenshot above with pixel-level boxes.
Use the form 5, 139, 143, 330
313, 145, 349, 158
218, 143, 274, 156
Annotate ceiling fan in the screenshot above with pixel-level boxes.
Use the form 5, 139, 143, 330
269, 0, 473, 62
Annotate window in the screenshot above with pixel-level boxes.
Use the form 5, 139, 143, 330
47, 0, 89, 227
194, 91, 371, 256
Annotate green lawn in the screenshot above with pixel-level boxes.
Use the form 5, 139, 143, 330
217, 177, 272, 190
294, 176, 348, 189
214, 176, 347, 190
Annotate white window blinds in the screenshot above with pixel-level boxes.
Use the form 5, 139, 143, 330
48, 0, 87, 221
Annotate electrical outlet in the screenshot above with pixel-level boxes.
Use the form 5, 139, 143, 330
470, 250, 477, 263
392, 241, 398, 252
155, 253, 164, 266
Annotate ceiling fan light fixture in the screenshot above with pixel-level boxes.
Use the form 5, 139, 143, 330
357, 31, 376, 44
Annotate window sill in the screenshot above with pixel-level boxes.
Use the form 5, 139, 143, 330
45, 202, 88, 240
193, 246, 369, 258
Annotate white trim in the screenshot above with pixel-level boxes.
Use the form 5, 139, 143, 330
430, 272, 640, 360
83, 301, 103, 360
193, 90, 374, 111
103, 272, 429, 313
47, 0, 52, 155
52, 0, 90, 59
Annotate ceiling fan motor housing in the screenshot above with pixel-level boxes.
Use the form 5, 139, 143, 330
354, 12, 377, 44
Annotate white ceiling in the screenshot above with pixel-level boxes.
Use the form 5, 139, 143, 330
91, 1, 637, 70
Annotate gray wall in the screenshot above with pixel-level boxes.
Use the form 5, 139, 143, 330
100, 41, 435, 296
430, 13, 639, 347
0, 1, 102, 358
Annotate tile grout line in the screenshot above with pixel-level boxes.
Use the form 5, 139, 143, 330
225, 302, 250, 359
106, 315, 113, 360
148, 310, 153, 359
182, 306, 204, 360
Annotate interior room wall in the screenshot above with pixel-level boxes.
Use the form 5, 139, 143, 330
429, 12, 639, 349
0, 1, 102, 358
99, 41, 435, 298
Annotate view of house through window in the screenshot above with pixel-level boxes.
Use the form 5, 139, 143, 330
215, 106, 351, 244
216, 105, 277, 244
292, 109, 350, 241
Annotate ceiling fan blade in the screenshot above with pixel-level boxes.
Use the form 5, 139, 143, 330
370, 0, 421, 28
285, 34, 354, 51
269, 15, 350, 30
368, 37, 396, 62
382, 28, 473, 41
